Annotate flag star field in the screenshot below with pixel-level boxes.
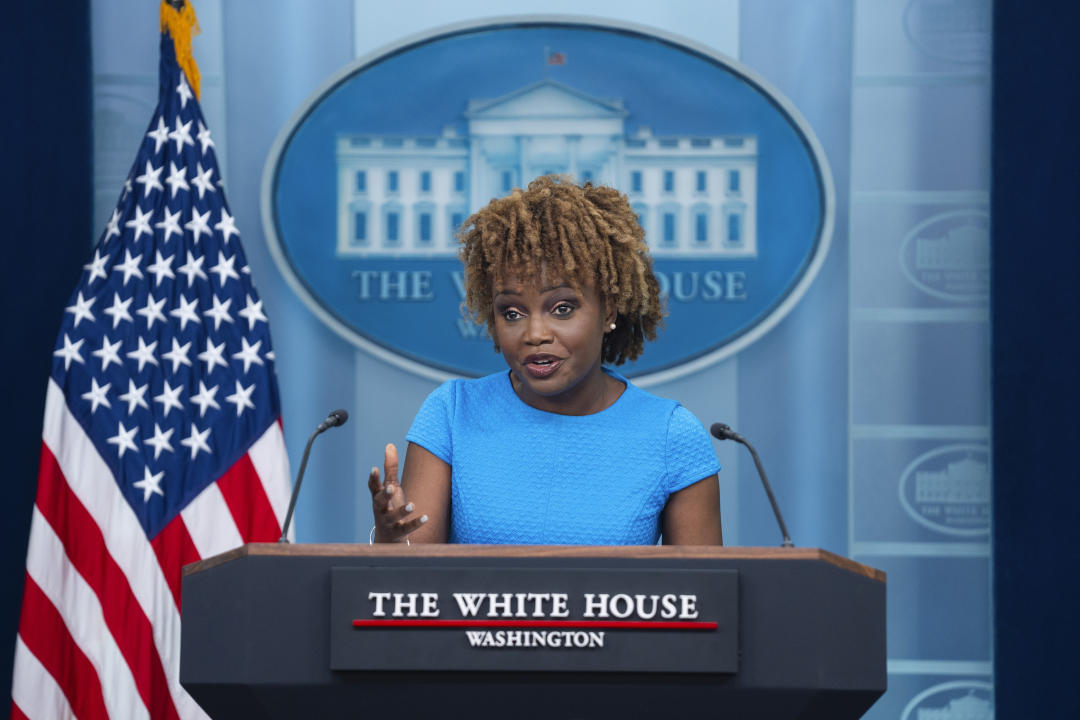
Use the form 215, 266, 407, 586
54, 40, 280, 540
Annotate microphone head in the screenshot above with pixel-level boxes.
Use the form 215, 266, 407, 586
710, 422, 734, 441
327, 409, 349, 427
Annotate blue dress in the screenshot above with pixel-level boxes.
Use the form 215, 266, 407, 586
405, 370, 720, 545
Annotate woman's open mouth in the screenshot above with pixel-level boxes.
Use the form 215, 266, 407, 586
524, 356, 563, 378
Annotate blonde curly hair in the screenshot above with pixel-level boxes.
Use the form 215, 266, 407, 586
458, 175, 664, 365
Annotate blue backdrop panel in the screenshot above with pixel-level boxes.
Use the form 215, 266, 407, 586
872, 555, 991, 661
853, 438, 990, 543
846, 1, 993, 715
851, 203, 989, 309
851, 322, 990, 427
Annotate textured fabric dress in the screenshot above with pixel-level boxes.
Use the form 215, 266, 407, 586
406, 370, 720, 544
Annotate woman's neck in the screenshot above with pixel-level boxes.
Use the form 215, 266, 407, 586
509, 365, 625, 416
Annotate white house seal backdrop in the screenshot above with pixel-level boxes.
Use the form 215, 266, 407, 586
262, 18, 834, 383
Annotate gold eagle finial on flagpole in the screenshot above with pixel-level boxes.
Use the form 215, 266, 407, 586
160, 0, 202, 100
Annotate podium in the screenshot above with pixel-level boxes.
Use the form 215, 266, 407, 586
181, 544, 885, 719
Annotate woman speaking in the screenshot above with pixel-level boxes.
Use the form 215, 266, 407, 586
368, 175, 722, 545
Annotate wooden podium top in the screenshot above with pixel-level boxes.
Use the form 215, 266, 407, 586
184, 543, 884, 583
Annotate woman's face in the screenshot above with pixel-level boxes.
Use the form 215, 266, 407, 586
492, 270, 613, 415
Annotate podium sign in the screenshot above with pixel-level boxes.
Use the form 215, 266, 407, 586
330, 566, 739, 672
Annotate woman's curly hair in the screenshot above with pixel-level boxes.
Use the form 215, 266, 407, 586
458, 175, 664, 365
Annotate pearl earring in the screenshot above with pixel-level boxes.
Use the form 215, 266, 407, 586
609, 323, 616, 331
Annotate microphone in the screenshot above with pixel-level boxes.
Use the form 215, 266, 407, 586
316, 408, 349, 432
278, 409, 350, 543
710, 423, 794, 548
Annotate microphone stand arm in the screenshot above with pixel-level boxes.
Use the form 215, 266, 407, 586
732, 432, 794, 548
278, 425, 324, 543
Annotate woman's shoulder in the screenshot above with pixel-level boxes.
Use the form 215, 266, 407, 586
443, 370, 506, 393
608, 371, 710, 438
409, 373, 510, 449
427, 371, 510, 407
608, 370, 681, 414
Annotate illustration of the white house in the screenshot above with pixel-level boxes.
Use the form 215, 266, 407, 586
915, 456, 990, 505
915, 221, 989, 272
916, 690, 992, 720
335, 79, 758, 258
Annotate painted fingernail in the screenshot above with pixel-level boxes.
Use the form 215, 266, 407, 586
370, 466, 378, 476
385, 486, 394, 496
405, 503, 414, 513
420, 515, 429, 524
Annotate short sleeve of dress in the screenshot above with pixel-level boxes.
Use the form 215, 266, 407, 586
405, 380, 455, 465
664, 405, 721, 495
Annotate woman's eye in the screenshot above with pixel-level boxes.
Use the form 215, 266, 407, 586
552, 304, 575, 316
502, 309, 522, 321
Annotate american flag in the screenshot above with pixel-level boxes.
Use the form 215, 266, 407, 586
11, 10, 291, 720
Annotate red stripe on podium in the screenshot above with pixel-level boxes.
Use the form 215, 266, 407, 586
352, 619, 717, 630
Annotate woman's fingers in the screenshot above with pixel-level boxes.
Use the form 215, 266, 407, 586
369, 444, 400, 496
374, 506, 427, 543
367, 466, 381, 497
392, 513, 429, 537
369, 466, 390, 509
383, 443, 399, 490
377, 484, 400, 514
369, 442, 423, 543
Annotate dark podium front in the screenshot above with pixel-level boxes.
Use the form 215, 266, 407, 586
181, 545, 885, 719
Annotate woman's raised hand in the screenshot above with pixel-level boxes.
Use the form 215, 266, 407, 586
368, 443, 428, 543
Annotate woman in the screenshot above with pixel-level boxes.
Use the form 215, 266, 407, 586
368, 175, 722, 545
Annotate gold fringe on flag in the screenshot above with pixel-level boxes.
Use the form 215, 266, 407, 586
160, 1, 202, 100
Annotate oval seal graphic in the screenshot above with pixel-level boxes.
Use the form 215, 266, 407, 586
899, 443, 991, 537
262, 17, 833, 382
901, 680, 993, 720
899, 210, 989, 303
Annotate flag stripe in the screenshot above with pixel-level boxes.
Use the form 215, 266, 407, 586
217, 452, 281, 542
38, 382, 212, 720
10, 700, 34, 720
25, 509, 151, 720
248, 419, 291, 531
35, 442, 182, 720
11, 635, 77, 720
42, 380, 183, 631
180, 479, 245, 558
151, 511, 202, 611
18, 575, 110, 720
